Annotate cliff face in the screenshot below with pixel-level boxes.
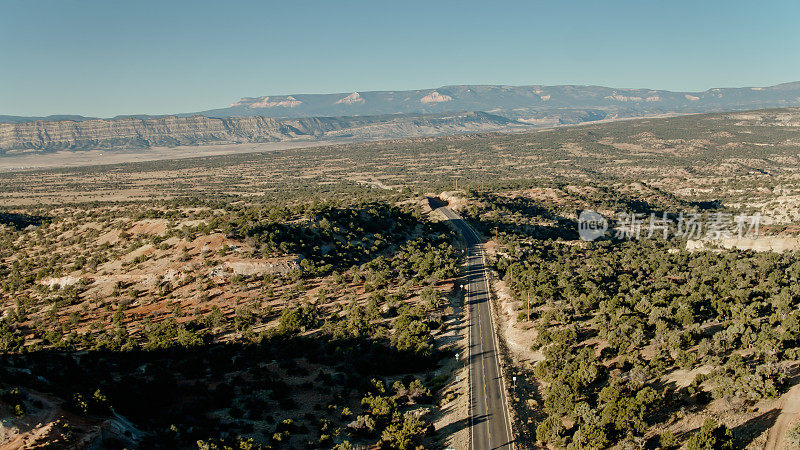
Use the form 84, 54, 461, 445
6, 81, 800, 155
0, 112, 529, 154
0, 115, 309, 154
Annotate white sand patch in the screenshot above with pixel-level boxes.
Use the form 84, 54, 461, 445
224, 258, 298, 276
687, 237, 800, 252
40, 276, 81, 289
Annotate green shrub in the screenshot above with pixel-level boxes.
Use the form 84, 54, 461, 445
686, 418, 733, 450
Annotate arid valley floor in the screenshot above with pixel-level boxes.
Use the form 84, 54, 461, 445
2, 108, 800, 449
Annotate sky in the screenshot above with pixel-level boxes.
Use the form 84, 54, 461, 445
2, 0, 799, 117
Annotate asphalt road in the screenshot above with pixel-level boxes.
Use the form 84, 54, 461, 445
438, 206, 514, 450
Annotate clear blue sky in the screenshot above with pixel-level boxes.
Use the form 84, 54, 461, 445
2, 0, 798, 117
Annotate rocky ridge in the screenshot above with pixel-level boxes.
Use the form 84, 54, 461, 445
0, 111, 526, 154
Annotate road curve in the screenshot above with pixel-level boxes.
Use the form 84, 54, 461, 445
438, 205, 514, 450
766, 382, 800, 450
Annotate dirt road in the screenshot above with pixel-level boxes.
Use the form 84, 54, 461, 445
766, 383, 800, 449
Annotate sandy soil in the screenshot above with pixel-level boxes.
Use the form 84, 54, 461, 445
0, 390, 142, 449
0, 392, 58, 449
482, 241, 542, 367
431, 289, 471, 450
492, 278, 543, 366
766, 382, 800, 449
687, 237, 800, 252
437, 192, 471, 212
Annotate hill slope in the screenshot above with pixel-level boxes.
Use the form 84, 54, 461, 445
0, 111, 526, 154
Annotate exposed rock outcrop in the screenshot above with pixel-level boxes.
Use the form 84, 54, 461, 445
0, 111, 529, 154
0, 115, 304, 153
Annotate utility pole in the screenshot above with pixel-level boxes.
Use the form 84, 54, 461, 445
528, 291, 531, 322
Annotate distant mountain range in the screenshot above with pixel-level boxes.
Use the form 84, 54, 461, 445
2, 82, 799, 154
194, 82, 800, 121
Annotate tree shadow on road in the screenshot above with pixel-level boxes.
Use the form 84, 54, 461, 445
731, 408, 780, 448
435, 417, 471, 444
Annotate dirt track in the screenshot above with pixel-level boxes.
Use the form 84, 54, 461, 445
766, 383, 800, 449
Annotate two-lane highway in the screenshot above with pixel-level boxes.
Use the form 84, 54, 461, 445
438, 205, 514, 450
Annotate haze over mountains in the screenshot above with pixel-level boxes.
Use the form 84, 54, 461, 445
198, 82, 800, 120
2, 82, 799, 154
